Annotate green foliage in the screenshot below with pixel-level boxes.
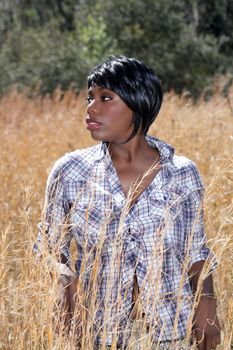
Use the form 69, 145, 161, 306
0, 0, 232, 97
95, 0, 224, 97
0, 20, 89, 95
78, 15, 118, 68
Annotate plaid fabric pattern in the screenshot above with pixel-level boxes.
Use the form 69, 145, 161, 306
34, 135, 215, 346
94, 341, 191, 350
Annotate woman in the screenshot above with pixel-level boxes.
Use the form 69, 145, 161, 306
34, 56, 221, 349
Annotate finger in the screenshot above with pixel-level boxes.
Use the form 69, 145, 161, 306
210, 335, 221, 350
197, 340, 205, 350
195, 331, 205, 350
205, 337, 213, 350
56, 282, 68, 299
216, 333, 221, 346
54, 290, 71, 324
68, 279, 77, 312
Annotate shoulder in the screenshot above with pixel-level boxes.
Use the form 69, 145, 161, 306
47, 143, 102, 184
146, 135, 204, 192
171, 154, 204, 191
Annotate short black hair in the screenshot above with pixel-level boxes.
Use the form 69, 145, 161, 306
87, 55, 163, 143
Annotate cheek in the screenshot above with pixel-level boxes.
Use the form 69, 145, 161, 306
107, 106, 133, 127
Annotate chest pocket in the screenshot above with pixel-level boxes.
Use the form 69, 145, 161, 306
148, 189, 186, 249
70, 200, 115, 248
149, 189, 184, 219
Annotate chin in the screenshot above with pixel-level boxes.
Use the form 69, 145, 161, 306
88, 128, 115, 141
89, 132, 110, 142
89, 130, 126, 143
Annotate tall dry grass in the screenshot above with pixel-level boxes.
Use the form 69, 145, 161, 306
0, 85, 232, 349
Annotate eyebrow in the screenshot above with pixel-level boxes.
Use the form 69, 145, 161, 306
88, 86, 112, 93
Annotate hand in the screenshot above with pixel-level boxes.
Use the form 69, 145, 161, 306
192, 295, 221, 350
54, 274, 78, 332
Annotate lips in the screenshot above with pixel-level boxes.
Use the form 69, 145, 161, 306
86, 118, 102, 131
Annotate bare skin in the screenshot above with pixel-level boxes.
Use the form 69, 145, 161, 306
188, 262, 221, 350
59, 85, 221, 349
109, 136, 161, 206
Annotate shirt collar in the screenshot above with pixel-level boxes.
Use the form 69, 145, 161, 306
145, 135, 174, 163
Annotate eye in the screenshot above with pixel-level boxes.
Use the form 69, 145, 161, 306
101, 95, 112, 102
86, 95, 93, 104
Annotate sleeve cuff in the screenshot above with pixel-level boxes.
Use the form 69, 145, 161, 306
188, 248, 217, 274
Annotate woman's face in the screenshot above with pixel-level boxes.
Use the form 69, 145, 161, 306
86, 85, 134, 143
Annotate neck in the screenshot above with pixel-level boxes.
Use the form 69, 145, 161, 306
108, 134, 149, 163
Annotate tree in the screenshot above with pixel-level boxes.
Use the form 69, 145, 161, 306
0, 0, 232, 97
93, 0, 222, 96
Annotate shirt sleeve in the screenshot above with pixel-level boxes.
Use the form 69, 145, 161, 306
33, 160, 72, 265
182, 187, 217, 272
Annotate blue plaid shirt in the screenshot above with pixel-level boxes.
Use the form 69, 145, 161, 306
35, 135, 214, 346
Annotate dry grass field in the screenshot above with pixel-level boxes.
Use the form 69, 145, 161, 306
0, 85, 232, 349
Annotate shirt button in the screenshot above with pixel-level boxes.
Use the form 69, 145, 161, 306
128, 228, 135, 241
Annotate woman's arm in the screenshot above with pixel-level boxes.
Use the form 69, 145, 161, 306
34, 158, 73, 268
181, 163, 221, 350
188, 261, 221, 350
34, 159, 78, 329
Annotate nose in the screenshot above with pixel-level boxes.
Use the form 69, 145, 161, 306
86, 98, 99, 115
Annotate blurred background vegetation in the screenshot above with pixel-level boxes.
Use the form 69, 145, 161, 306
0, 0, 233, 98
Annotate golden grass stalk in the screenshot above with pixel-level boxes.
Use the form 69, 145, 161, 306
0, 85, 232, 349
